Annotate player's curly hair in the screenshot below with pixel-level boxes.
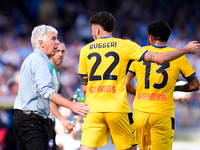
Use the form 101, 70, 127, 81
147, 20, 172, 42
89, 11, 115, 32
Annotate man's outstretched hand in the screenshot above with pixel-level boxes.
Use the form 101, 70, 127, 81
70, 102, 90, 116
186, 41, 200, 54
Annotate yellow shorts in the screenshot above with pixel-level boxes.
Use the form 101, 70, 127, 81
133, 110, 175, 150
81, 112, 137, 150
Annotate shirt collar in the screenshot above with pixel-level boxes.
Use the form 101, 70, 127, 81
34, 48, 50, 63
152, 44, 167, 48
100, 36, 112, 39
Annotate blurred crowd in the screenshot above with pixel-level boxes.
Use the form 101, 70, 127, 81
1, 0, 200, 149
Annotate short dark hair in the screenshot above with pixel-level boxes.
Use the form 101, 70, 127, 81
89, 11, 115, 32
147, 20, 172, 42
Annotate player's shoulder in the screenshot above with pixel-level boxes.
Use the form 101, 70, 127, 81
143, 45, 176, 52
165, 46, 176, 51
110, 37, 132, 43
119, 38, 136, 44
164, 47, 187, 59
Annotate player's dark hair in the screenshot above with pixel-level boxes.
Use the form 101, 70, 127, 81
89, 11, 115, 32
147, 20, 172, 42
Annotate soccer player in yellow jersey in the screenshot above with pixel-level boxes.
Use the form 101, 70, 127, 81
78, 11, 200, 150
126, 21, 200, 150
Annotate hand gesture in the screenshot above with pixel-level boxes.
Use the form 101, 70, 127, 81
70, 102, 90, 116
60, 118, 75, 134
186, 41, 200, 54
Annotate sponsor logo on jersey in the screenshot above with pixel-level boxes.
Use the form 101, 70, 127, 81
89, 85, 116, 93
137, 92, 167, 101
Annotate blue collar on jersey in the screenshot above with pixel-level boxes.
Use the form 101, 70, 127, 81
100, 36, 112, 38
152, 44, 167, 48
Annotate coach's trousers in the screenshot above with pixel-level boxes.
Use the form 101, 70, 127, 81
12, 109, 48, 150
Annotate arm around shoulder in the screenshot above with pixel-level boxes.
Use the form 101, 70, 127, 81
143, 41, 200, 64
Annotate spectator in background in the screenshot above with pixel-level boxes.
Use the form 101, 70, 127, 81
12, 24, 90, 150
0, 74, 9, 96
3, 73, 19, 150
0, 108, 8, 150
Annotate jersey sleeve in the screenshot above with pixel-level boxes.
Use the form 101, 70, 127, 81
78, 47, 87, 76
180, 55, 195, 79
127, 40, 148, 61
128, 61, 136, 74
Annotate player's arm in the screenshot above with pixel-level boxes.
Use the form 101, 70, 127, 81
143, 41, 200, 64
126, 71, 136, 95
174, 74, 200, 92
50, 101, 65, 121
51, 92, 90, 116
50, 101, 74, 132
80, 76, 88, 97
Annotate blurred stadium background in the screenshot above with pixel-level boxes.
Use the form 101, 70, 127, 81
1, 0, 200, 149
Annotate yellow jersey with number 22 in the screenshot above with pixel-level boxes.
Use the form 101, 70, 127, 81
78, 37, 147, 112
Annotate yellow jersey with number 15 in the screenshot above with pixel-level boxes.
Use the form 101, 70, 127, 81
129, 45, 195, 117
78, 37, 147, 113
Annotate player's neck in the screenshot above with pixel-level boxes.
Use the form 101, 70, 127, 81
51, 60, 59, 69
152, 41, 167, 46
99, 31, 112, 39
54, 64, 59, 69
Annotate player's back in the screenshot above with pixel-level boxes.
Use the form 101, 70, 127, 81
78, 37, 147, 112
129, 45, 195, 117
